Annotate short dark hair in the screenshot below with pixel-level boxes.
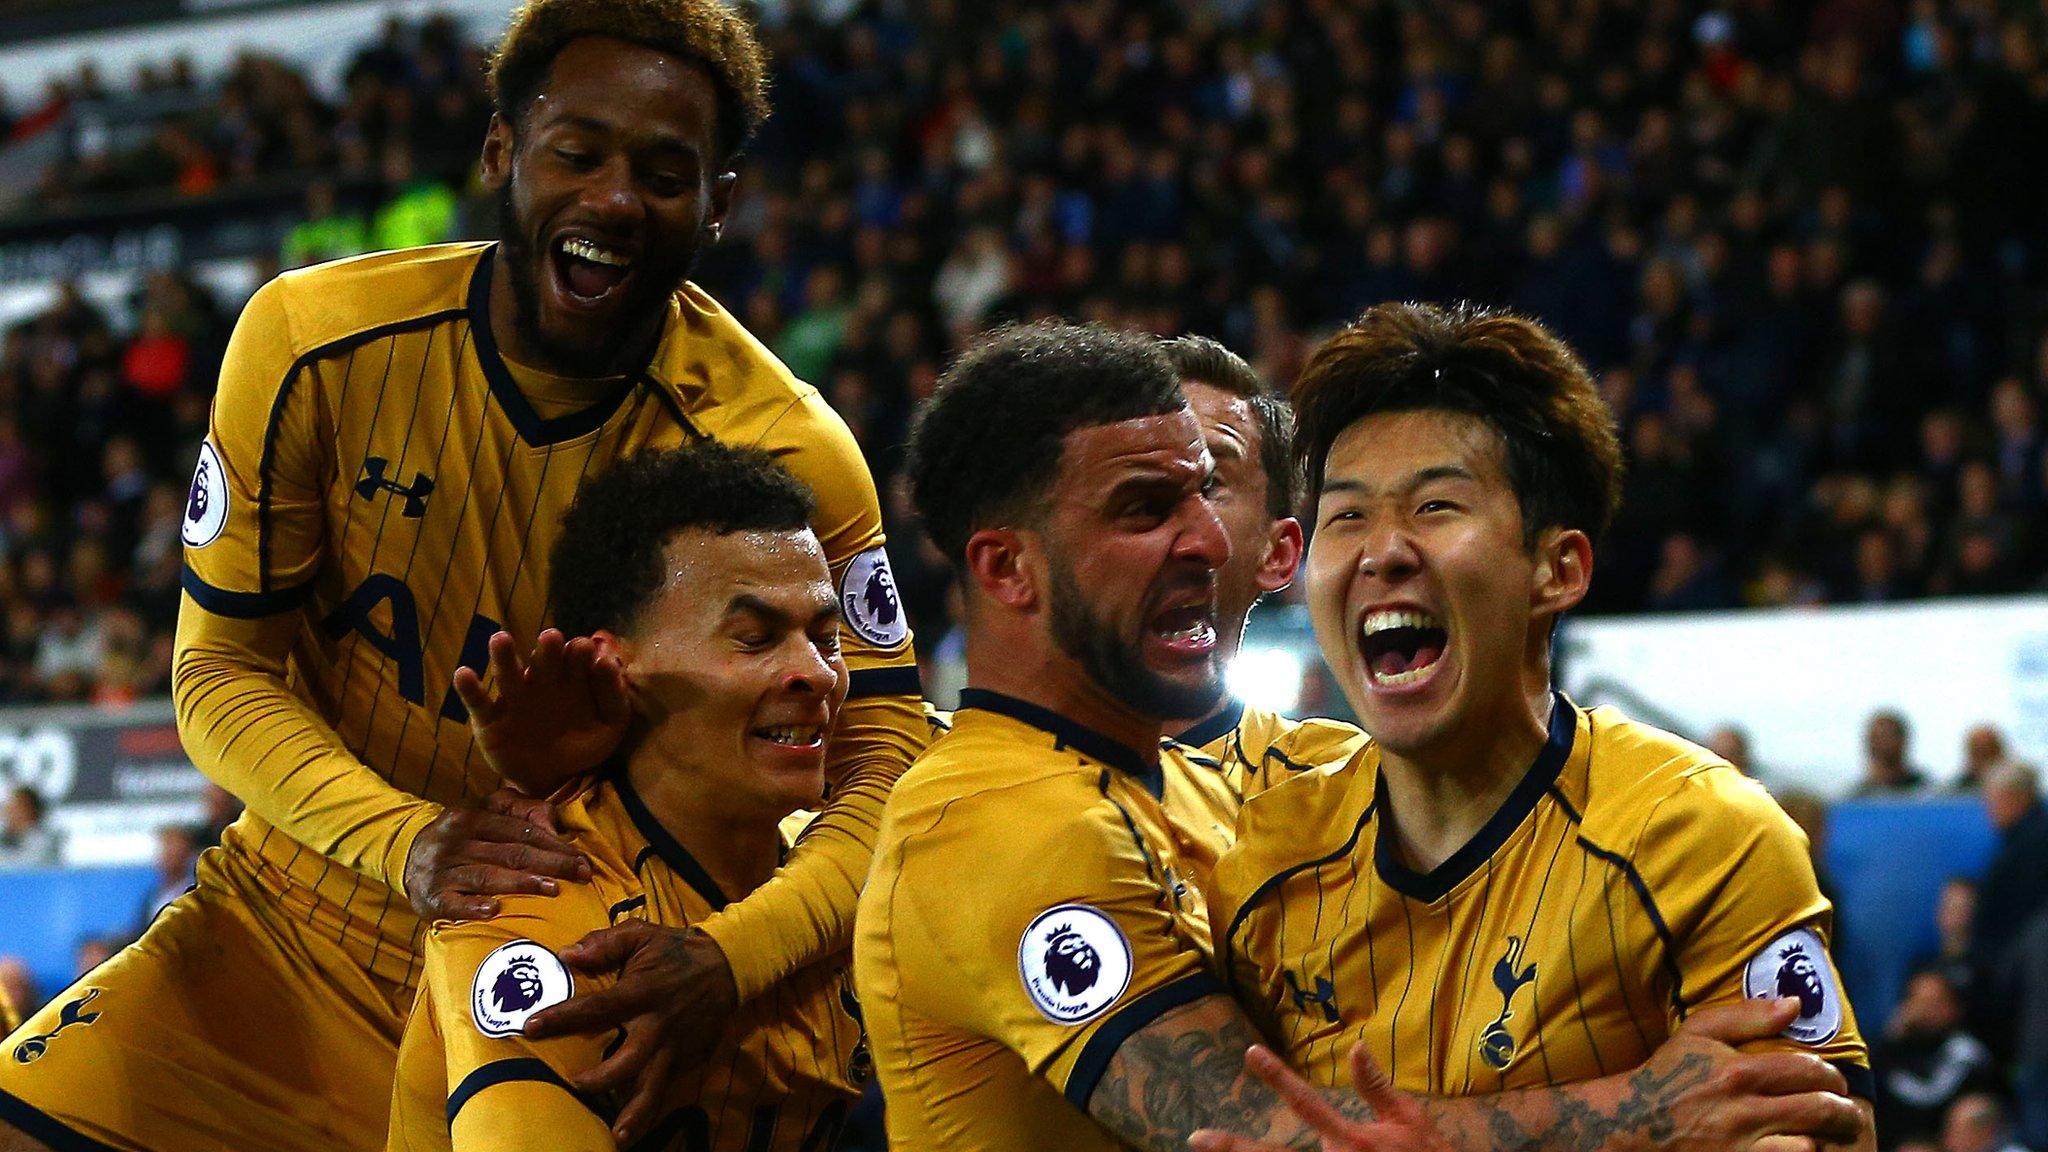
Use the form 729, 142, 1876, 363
1292, 302, 1623, 546
1158, 335, 1298, 518
548, 443, 816, 637
489, 0, 771, 164
909, 322, 1185, 563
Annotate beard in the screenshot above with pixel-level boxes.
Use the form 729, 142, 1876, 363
493, 178, 706, 376
1046, 555, 1222, 721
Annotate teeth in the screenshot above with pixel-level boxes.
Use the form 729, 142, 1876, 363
756, 725, 821, 745
1361, 609, 1440, 637
1374, 663, 1435, 686
1159, 617, 1214, 643
560, 237, 630, 267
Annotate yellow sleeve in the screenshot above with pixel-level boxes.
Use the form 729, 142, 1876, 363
1634, 771, 1870, 1093
893, 789, 1222, 1109
429, 889, 618, 1151
172, 278, 439, 895
694, 391, 924, 1002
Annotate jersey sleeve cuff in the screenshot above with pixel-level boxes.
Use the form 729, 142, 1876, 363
1831, 1059, 1874, 1103
446, 1058, 598, 1125
846, 664, 922, 699
1061, 971, 1225, 1110
181, 564, 313, 618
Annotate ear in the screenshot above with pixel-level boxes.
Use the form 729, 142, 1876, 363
1530, 528, 1593, 620
707, 171, 738, 236
1255, 516, 1305, 595
590, 628, 634, 671
963, 527, 1038, 613
480, 113, 514, 193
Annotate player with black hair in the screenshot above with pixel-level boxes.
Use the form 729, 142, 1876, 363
0, 1, 922, 1147
389, 443, 867, 1152
1198, 301, 1875, 1152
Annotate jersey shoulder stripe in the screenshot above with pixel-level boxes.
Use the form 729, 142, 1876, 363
265, 242, 484, 356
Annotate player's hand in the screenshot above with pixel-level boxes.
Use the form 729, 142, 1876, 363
1190, 1043, 1450, 1152
451, 628, 631, 796
524, 920, 739, 1146
1628, 997, 1863, 1152
403, 789, 591, 921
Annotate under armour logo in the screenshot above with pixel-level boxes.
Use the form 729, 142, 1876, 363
355, 457, 434, 517
1284, 970, 1339, 1023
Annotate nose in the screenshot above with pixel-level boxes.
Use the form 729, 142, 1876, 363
1357, 519, 1421, 585
782, 637, 840, 698
1174, 493, 1232, 571
581, 157, 644, 227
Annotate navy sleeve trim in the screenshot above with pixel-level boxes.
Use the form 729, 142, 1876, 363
181, 563, 313, 618
446, 1057, 596, 1125
1062, 972, 1225, 1110
847, 665, 922, 699
1832, 1059, 1874, 1102
0, 1088, 126, 1152
1574, 837, 1689, 1016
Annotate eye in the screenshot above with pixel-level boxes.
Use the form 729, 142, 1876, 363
554, 147, 597, 168
1417, 498, 1458, 515
643, 171, 689, 197
735, 632, 772, 651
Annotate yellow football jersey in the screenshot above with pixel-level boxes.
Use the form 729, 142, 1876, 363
388, 772, 864, 1152
1212, 694, 1871, 1100
175, 242, 921, 993
855, 690, 1222, 1152
1163, 698, 1367, 855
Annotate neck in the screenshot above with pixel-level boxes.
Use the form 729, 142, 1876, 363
964, 625, 1163, 769
623, 734, 781, 902
1377, 661, 1555, 875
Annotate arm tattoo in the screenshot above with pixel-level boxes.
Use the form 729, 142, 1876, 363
1087, 998, 1375, 1152
1430, 1052, 1715, 1152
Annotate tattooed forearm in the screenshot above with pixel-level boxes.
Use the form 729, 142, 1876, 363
1427, 1053, 1715, 1152
1086, 994, 1375, 1152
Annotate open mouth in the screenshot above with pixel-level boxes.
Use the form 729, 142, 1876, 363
1359, 608, 1447, 687
551, 235, 635, 304
1149, 602, 1218, 658
750, 723, 825, 750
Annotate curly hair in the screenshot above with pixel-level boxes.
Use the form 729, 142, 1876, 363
489, 0, 771, 163
1157, 335, 1298, 519
1291, 302, 1623, 546
909, 322, 1185, 564
548, 443, 816, 638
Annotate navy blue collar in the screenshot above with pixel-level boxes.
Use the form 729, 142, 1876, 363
1372, 691, 1576, 903
465, 246, 637, 447
957, 688, 1164, 800
609, 762, 732, 912
1167, 696, 1245, 751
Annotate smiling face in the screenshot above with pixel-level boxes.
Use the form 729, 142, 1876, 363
618, 526, 847, 822
1307, 409, 1588, 760
481, 35, 733, 376
1031, 409, 1231, 720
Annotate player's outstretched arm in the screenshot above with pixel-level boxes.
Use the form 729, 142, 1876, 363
1176, 998, 1865, 1152
451, 629, 631, 797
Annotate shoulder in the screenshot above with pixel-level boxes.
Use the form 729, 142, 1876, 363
257, 243, 485, 359
1216, 742, 1374, 914
1576, 705, 1805, 862
1261, 712, 1369, 775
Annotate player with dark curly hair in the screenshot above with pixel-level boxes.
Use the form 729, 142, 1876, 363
388, 444, 869, 1152
0, 2, 922, 1148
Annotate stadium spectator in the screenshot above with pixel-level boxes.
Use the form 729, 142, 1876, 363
1854, 710, 1933, 797
0, 784, 62, 868
1705, 724, 1754, 777
1874, 969, 2002, 1146
1942, 1093, 2035, 1152
73, 934, 123, 979
0, 956, 38, 1025
1958, 725, 2010, 791
279, 178, 370, 269
1974, 760, 2048, 972
138, 823, 199, 929
1922, 878, 1982, 1006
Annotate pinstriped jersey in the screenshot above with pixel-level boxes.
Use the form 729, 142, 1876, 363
1163, 699, 1367, 857
854, 691, 1223, 1152
1212, 694, 1870, 1099
176, 242, 919, 990
387, 773, 864, 1152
